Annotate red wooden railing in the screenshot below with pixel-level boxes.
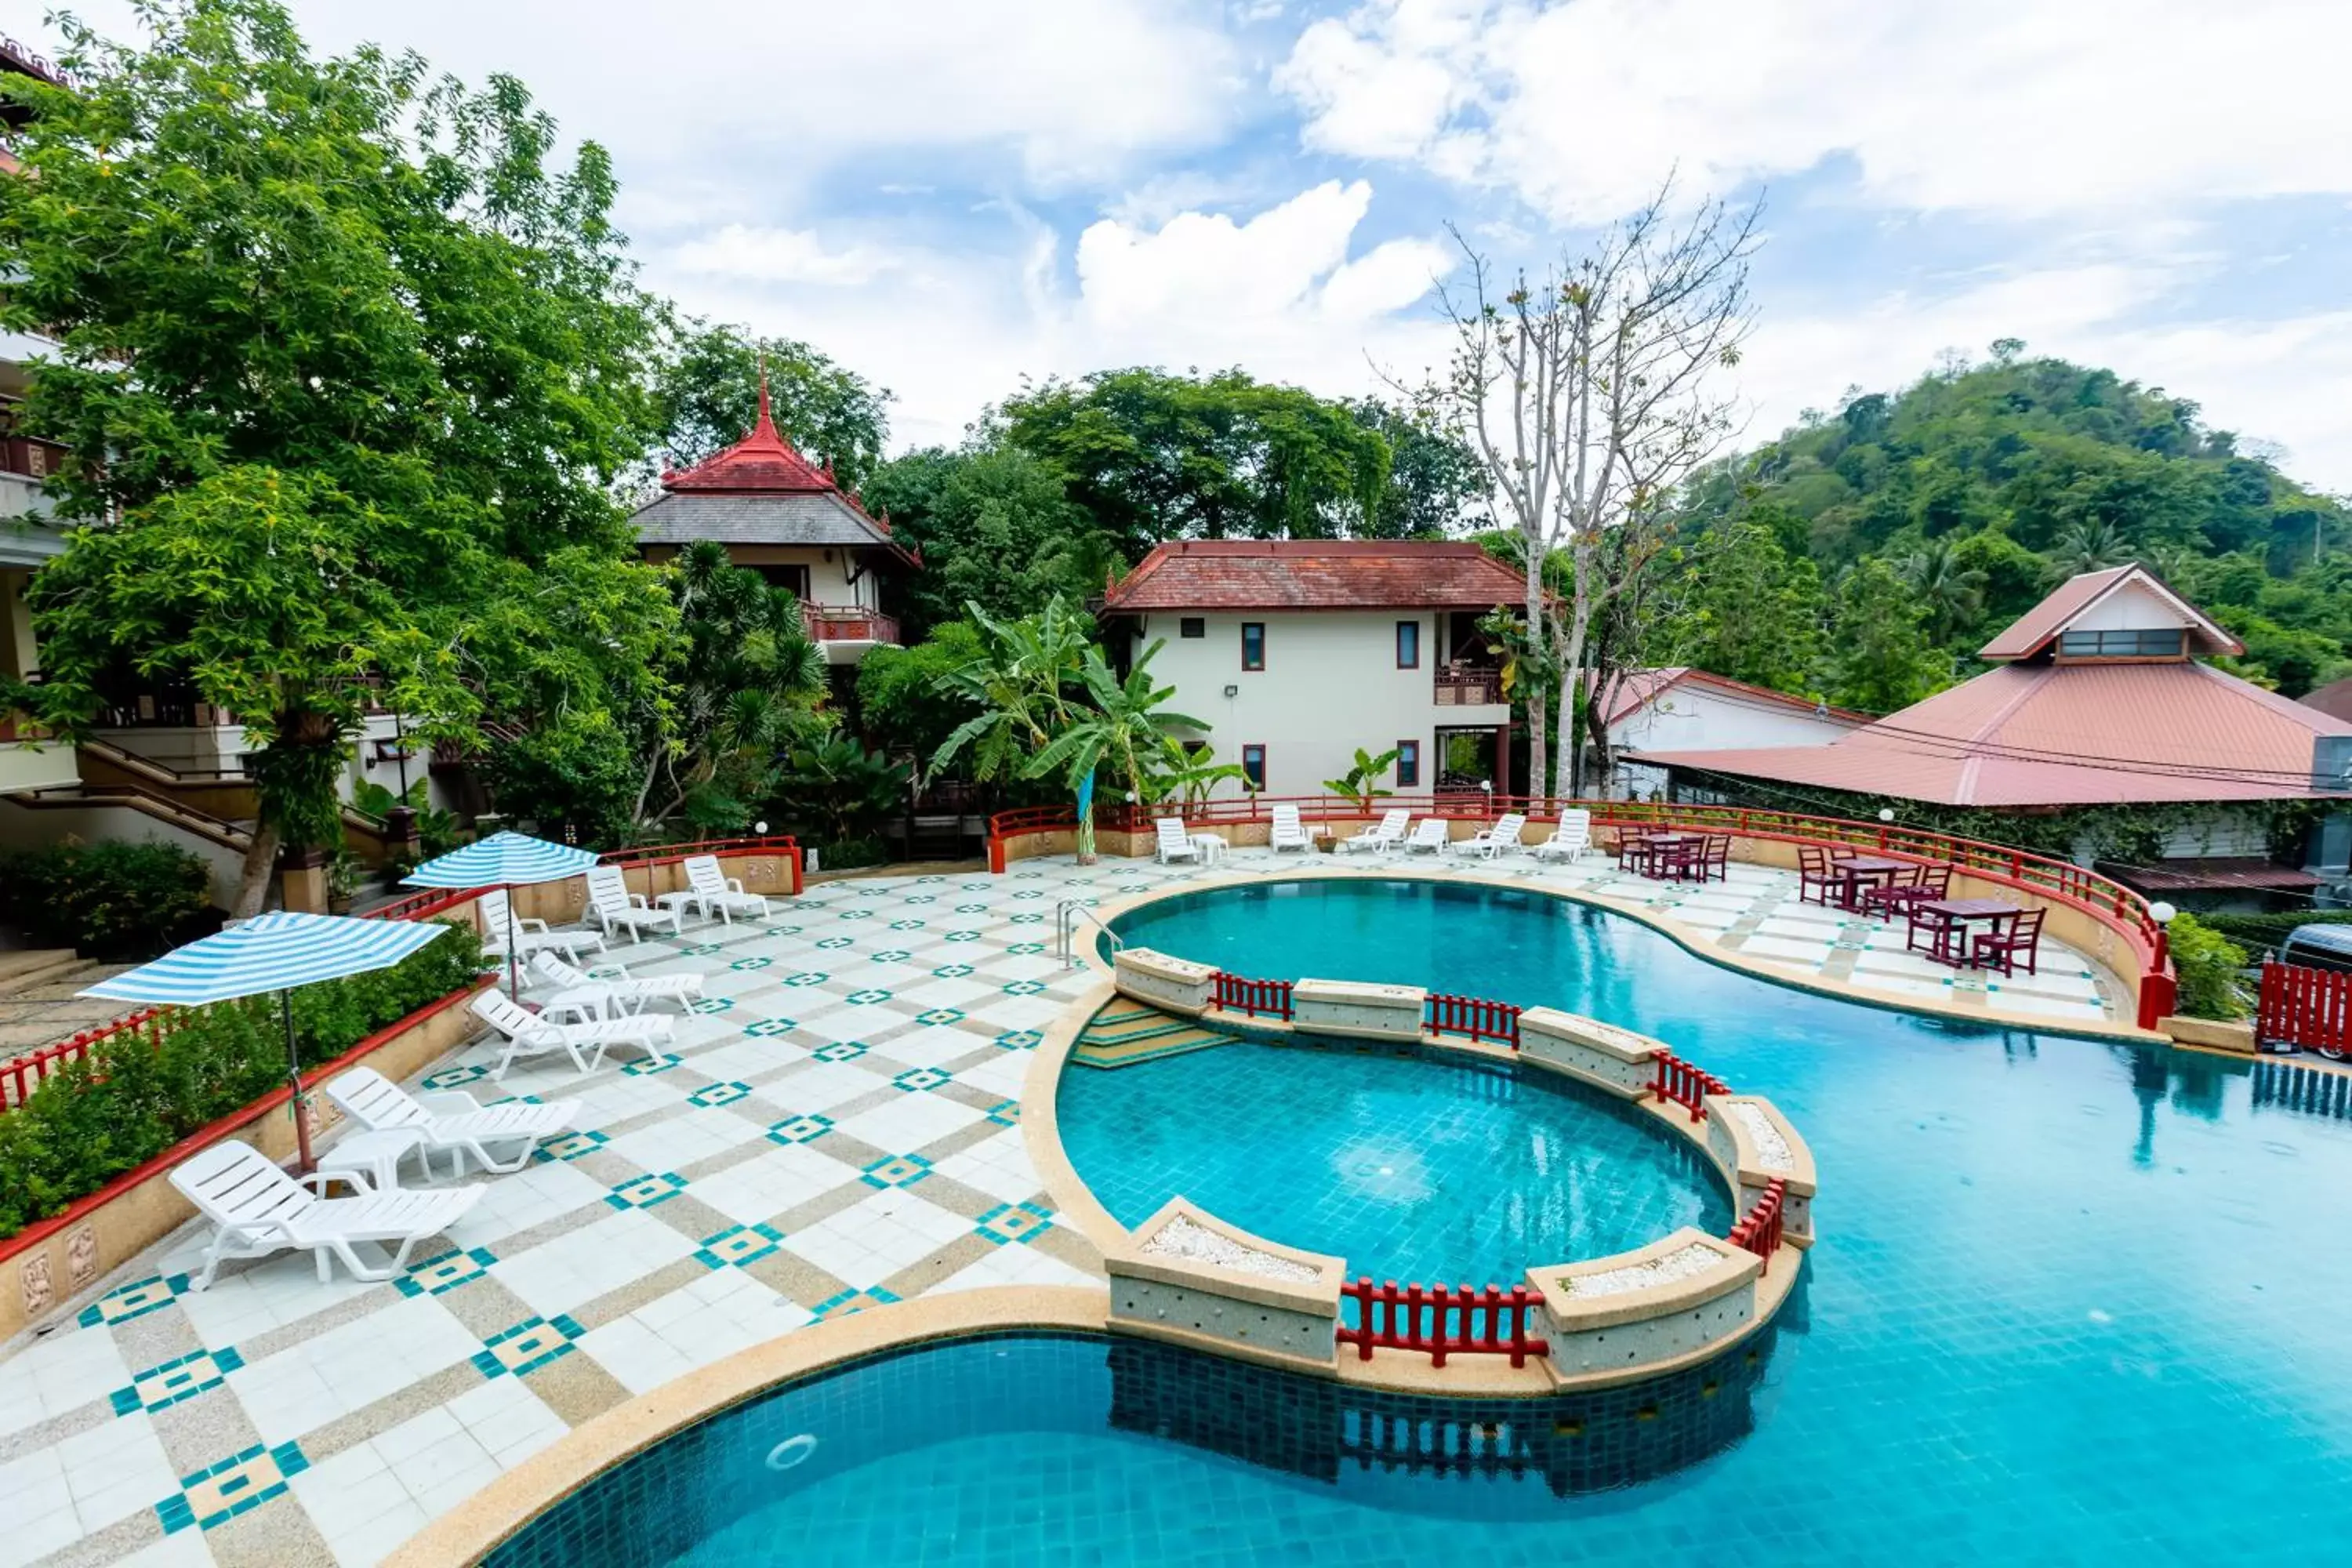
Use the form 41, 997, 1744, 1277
988, 793, 2180, 1027
1, 834, 802, 1116
2257, 960, 2352, 1055
1210, 970, 1294, 1019
1338, 1279, 1549, 1367
1425, 992, 1522, 1048
1650, 1049, 1728, 1121
1728, 1178, 1788, 1272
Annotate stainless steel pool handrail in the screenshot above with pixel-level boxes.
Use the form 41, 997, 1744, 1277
1056, 900, 1123, 968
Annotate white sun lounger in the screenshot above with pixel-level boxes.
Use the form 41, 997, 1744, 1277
477, 889, 605, 967
585, 865, 683, 945
1530, 808, 1594, 863
1400, 818, 1450, 855
170, 1140, 483, 1289
672, 854, 774, 926
1335, 808, 1409, 855
470, 989, 673, 1080
1458, 811, 1528, 858
324, 1065, 579, 1178
529, 951, 705, 1021
1269, 802, 1313, 854
1155, 817, 1200, 864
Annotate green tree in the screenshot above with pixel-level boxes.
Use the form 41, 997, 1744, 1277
644, 318, 891, 492
2049, 517, 2132, 578
1663, 523, 1823, 695
862, 447, 1114, 635
928, 598, 1093, 787
996, 367, 1392, 556
1347, 400, 1490, 537
771, 736, 907, 858
1322, 746, 1404, 811
1022, 641, 1213, 816
1899, 536, 1988, 644
2, 0, 672, 909
1824, 560, 1944, 713
855, 623, 989, 770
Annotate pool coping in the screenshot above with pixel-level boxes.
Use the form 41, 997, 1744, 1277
382, 1283, 1113, 1568
1069, 862, 2168, 1047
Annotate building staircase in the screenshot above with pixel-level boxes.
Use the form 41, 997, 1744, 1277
1073, 996, 1234, 1069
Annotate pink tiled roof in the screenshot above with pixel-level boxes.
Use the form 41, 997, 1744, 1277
2301, 677, 2352, 724
1978, 564, 2240, 660
1636, 660, 2352, 806
1100, 540, 1530, 612
1590, 667, 1872, 728
661, 380, 840, 495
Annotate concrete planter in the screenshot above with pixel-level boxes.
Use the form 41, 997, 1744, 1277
1519, 1007, 1664, 1098
1290, 978, 1425, 1041
1704, 1094, 1817, 1245
1108, 1197, 1344, 1370
1526, 1229, 1760, 1379
1114, 948, 1219, 1016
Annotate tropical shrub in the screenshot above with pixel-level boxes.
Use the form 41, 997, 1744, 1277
0, 840, 215, 960
771, 738, 908, 859
0, 919, 484, 1237
2167, 913, 2251, 1022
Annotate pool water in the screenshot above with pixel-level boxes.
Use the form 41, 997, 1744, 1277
1058, 1040, 1733, 1284
499, 877, 2352, 1565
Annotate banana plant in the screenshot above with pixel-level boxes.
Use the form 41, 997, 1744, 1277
1320, 746, 1403, 812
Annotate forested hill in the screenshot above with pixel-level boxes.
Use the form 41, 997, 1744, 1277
1665, 350, 2352, 706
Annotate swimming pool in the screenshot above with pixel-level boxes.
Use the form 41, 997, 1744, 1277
497, 876, 2352, 1564
1058, 1037, 1734, 1286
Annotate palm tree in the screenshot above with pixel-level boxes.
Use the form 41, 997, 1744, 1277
1899, 537, 1987, 644
1022, 641, 1213, 862
2049, 518, 2130, 579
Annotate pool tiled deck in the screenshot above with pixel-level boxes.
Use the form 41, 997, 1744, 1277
0, 848, 2127, 1567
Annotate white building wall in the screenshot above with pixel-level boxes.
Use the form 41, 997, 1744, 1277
2070, 582, 2195, 634
1127, 610, 1508, 798
1611, 682, 1862, 800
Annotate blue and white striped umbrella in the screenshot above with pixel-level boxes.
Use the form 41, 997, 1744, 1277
401, 830, 600, 889
79, 912, 452, 1008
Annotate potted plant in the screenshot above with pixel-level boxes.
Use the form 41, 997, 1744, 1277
1322, 746, 1403, 815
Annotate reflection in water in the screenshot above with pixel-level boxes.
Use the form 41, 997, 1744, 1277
2252, 1057, 2352, 1121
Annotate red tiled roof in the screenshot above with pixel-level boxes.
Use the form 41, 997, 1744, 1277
1590, 667, 1872, 728
1978, 564, 2239, 660
2102, 858, 2324, 893
662, 378, 844, 496
1099, 540, 1529, 612
1637, 659, 2352, 806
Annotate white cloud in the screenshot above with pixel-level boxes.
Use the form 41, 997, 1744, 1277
1281, 1, 2352, 222
669, 226, 898, 287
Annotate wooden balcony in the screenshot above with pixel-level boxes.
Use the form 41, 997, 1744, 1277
804, 604, 900, 646
1434, 665, 1505, 706
0, 433, 69, 481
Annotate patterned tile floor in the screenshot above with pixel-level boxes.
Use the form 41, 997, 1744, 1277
0, 847, 2125, 1568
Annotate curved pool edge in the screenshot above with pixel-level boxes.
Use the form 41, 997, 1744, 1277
384, 1286, 1113, 1568
1076, 863, 2168, 1048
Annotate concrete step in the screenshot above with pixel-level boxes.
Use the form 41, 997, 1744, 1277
0, 949, 89, 993
1074, 1000, 1234, 1069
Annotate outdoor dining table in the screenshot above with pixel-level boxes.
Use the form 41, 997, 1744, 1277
1910, 897, 2024, 967
1628, 832, 1704, 880
1831, 855, 1907, 911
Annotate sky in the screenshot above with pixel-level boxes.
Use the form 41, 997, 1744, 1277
27, 0, 2352, 488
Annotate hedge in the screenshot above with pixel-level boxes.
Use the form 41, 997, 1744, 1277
2196, 909, 2352, 956
0, 920, 485, 1238
0, 840, 217, 960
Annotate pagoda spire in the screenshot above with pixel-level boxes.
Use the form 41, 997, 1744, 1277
753, 351, 777, 440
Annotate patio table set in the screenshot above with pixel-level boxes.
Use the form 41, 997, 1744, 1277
1613, 825, 1732, 884
1795, 845, 2045, 976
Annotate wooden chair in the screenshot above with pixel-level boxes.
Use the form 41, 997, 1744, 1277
1972, 908, 2045, 977
1797, 845, 1838, 904
1865, 864, 1948, 920
1697, 834, 1731, 883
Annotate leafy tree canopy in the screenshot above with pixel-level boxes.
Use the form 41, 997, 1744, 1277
643, 318, 891, 495
1, 0, 677, 904
862, 446, 1114, 639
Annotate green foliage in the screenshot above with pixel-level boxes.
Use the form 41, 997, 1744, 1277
1655, 523, 1823, 696
645, 318, 890, 492
0, 919, 484, 1237
1825, 559, 1946, 713
1677, 350, 2351, 695
0, 841, 215, 960
350, 779, 463, 858
1346, 401, 1490, 537
995, 368, 1394, 557
2166, 913, 2251, 1022
1323, 747, 1404, 811
771, 736, 907, 852
1021, 640, 1214, 806
2, 0, 677, 904
928, 598, 1094, 786
862, 447, 1112, 638
2195, 909, 2352, 956
855, 624, 988, 770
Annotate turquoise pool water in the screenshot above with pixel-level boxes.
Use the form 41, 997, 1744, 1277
495, 878, 2352, 1565
1058, 1039, 1733, 1285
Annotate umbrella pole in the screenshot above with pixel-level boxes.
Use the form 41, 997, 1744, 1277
281, 989, 315, 1174
506, 884, 521, 1000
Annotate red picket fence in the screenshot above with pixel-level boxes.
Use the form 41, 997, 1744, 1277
2256, 960, 2352, 1056
1338, 1279, 1549, 1368
0, 1010, 165, 1111
1210, 970, 1294, 1020
1650, 1050, 1728, 1121
1728, 1178, 1788, 1272
1425, 992, 1523, 1049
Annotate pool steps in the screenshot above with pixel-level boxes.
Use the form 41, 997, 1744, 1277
1073, 998, 1236, 1069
